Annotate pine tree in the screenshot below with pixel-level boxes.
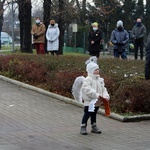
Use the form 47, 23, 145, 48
134, 0, 145, 20
121, 0, 136, 31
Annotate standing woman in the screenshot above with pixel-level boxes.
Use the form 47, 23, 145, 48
88, 22, 102, 58
46, 20, 60, 55
31, 17, 46, 54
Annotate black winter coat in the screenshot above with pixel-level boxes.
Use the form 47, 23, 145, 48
88, 29, 102, 53
145, 33, 150, 80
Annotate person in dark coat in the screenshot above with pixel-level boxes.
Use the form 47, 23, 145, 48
145, 33, 150, 80
132, 18, 146, 60
88, 22, 102, 58
111, 20, 129, 59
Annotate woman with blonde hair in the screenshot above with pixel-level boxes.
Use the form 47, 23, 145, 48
88, 22, 102, 58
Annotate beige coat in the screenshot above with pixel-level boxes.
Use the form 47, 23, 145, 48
31, 23, 46, 44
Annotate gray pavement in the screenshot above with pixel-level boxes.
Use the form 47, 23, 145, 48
0, 79, 150, 150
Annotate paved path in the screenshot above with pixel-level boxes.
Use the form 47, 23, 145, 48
0, 80, 150, 150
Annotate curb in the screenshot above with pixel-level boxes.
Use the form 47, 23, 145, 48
0, 75, 150, 122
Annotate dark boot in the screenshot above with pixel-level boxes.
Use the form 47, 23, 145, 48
80, 123, 87, 135
91, 123, 101, 134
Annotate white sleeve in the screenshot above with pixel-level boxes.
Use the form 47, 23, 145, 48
82, 78, 100, 100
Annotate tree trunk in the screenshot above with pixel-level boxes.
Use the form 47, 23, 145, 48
0, 15, 3, 50
18, 0, 32, 53
0, 1, 4, 49
58, 0, 64, 55
43, 0, 51, 53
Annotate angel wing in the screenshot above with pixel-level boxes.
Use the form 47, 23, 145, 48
72, 76, 85, 103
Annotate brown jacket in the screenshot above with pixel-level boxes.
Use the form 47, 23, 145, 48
31, 23, 46, 43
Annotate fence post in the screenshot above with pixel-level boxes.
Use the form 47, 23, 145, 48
83, 32, 86, 53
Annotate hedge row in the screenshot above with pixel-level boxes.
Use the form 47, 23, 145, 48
0, 54, 149, 115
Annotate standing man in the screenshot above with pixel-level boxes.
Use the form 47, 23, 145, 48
132, 18, 146, 60
88, 22, 102, 58
111, 20, 129, 59
31, 17, 46, 54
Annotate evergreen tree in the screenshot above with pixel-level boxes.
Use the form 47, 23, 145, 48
134, 0, 145, 20
121, 0, 136, 31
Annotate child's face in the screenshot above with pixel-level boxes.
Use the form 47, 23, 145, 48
93, 69, 99, 75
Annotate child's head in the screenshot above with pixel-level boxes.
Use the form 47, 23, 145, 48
86, 62, 99, 75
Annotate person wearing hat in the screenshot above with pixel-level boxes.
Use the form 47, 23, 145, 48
31, 17, 46, 54
46, 19, 60, 55
80, 58, 110, 135
88, 22, 103, 58
111, 20, 129, 59
132, 18, 146, 60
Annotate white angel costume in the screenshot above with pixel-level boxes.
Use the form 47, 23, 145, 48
72, 76, 85, 103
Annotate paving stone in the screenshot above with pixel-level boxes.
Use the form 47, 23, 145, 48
0, 80, 149, 150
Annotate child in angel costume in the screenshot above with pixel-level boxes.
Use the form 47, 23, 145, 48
72, 56, 111, 135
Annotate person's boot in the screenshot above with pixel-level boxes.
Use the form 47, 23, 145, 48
80, 123, 87, 135
91, 123, 101, 134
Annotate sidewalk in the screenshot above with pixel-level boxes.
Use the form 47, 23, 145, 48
0, 79, 150, 150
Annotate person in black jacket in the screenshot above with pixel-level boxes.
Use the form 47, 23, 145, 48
145, 33, 150, 80
132, 18, 146, 60
88, 22, 102, 58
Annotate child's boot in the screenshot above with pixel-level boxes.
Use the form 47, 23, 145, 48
80, 123, 87, 135
91, 123, 101, 134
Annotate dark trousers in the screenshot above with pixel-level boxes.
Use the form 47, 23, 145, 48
48, 50, 58, 55
81, 106, 99, 125
134, 39, 144, 60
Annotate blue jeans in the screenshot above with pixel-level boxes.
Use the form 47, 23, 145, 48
114, 49, 127, 59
